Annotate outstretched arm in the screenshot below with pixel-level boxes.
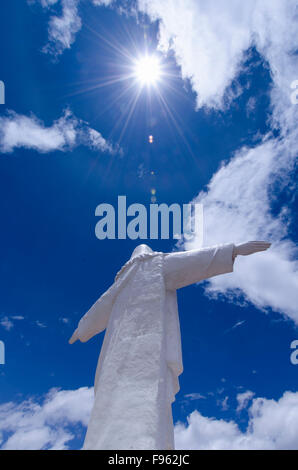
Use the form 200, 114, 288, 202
68, 283, 117, 344
164, 243, 235, 290
232, 241, 271, 260
164, 241, 271, 291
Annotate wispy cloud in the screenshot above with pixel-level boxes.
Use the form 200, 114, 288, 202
0, 316, 25, 331
224, 320, 247, 335
0, 317, 14, 332
35, 320, 47, 329
92, 0, 114, 6
220, 396, 229, 411
184, 393, 206, 401
236, 390, 255, 412
39, 0, 59, 7
42, 0, 82, 57
0, 109, 116, 154
31, 0, 114, 57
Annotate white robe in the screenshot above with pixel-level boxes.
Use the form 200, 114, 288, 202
73, 243, 235, 450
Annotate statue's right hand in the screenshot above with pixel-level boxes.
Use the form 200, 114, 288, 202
234, 241, 271, 257
69, 328, 79, 344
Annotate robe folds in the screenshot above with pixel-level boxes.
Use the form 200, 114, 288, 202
73, 243, 235, 450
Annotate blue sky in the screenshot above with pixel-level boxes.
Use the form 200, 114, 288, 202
0, 0, 298, 450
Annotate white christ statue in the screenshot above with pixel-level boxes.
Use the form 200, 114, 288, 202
69, 241, 270, 450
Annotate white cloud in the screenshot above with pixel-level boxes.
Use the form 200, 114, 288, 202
35, 320, 47, 328
33, 0, 114, 56
220, 396, 229, 411
59, 317, 70, 324
27, 0, 59, 7
0, 109, 114, 154
92, 0, 114, 6
174, 391, 298, 450
184, 137, 298, 324
0, 316, 25, 331
138, 0, 257, 110
135, 0, 298, 323
236, 390, 255, 412
0, 387, 93, 450
224, 320, 246, 335
0, 317, 14, 332
136, 0, 298, 113
246, 96, 257, 117
184, 393, 206, 401
1, 387, 298, 449
40, 0, 59, 7
43, 0, 82, 56
87, 128, 114, 153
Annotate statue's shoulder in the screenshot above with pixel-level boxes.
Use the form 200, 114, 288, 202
114, 252, 164, 282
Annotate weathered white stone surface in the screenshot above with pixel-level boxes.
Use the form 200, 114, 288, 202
69, 241, 270, 449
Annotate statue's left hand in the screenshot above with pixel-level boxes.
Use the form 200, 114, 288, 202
233, 241, 271, 258
69, 328, 79, 344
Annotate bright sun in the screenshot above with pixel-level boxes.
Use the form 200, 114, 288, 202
134, 55, 161, 86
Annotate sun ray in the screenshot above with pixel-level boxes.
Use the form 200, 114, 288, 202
117, 86, 143, 144
72, 18, 197, 162
62, 74, 135, 100
154, 86, 197, 162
